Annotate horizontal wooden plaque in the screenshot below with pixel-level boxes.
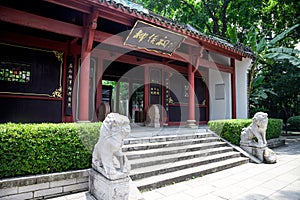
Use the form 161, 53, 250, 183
124, 20, 186, 56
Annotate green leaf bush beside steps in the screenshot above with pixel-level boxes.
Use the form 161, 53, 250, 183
208, 119, 283, 146
287, 116, 300, 131
0, 122, 101, 179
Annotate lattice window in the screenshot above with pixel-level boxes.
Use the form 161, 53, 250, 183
0, 62, 31, 83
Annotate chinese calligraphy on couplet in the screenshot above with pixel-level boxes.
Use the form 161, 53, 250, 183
124, 20, 186, 55
64, 56, 74, 116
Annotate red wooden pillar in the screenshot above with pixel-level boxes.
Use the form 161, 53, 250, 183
78, 10, 98, 122
187, 63, 197, 128
96, 55, 103, 118
78, 53, 91, 121
231, 58, 237, 119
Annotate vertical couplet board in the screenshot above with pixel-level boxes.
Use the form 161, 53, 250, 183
149, 68, 162, 105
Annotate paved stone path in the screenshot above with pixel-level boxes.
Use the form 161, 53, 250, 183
51, 135, 300, 200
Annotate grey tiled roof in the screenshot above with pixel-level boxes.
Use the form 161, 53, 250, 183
98, 0, 255, 59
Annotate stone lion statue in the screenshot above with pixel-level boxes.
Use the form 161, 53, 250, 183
92, 113, 131, 180
240, 112, 268, 147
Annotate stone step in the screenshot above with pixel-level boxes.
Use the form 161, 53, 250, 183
129, 146, 234, 169
134, 157, 249, 190
130, 151, 243, 180
124, 130, 249, 191
124, 132, 216, 145
124, 141, 227, 160
122, 137, 220, 152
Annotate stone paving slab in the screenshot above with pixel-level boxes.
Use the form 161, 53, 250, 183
50, 136, 300, 200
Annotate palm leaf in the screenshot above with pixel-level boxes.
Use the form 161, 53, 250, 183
266, 53, 300, 67
267, 47, 300, 55
256, 37, 267, 53
252, 76, 265, 87
268, 24, 300, 47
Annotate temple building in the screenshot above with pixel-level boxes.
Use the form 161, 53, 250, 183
0, 0, 254, 126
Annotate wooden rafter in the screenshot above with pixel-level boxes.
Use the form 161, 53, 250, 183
0, 6, 83, 38
44, 0, 91, 13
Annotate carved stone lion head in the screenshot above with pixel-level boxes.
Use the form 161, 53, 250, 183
101, 113, 131, 138
253, 112, 268, 129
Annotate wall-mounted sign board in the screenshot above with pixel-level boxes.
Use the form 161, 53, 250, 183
124, 20, 186, 56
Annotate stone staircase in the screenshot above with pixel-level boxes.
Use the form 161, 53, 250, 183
123, 129, 249, 190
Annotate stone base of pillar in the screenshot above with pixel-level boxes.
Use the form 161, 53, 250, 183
240, 144, 266, 162
89, 168, 129, 200
186, 120, 197, 129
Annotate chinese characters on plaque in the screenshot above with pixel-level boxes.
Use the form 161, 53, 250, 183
150, 87, 160, 96
165, 74, 170, 111
149, 69, 161, 105
64, 56, 74, 116
124, 20, 186, 55
184, 85, 189, 98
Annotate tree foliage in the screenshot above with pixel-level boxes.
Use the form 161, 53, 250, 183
252, 60, 300, 119
246, 24, 299, 102
246, 24, 300, 118
134, 0, 299, 43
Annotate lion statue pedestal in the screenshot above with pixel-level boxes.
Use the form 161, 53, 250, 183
240, 112, 277, 164
90, 113, 131, 200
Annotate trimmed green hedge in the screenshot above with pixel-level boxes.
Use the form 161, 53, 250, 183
208, 118, 283, 146
287, 116, 300, 131
0, 122, 101, 178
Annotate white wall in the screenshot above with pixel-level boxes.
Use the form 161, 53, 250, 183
235, 58, 252, 119
209, 69, 232, 120
207, 52, 252, 120
208, 51, 230, 66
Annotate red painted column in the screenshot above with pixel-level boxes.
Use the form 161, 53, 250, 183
78, 15, 90, 122
78, 52, 91, 121
187, 63, 197, 128
77, 11, 97, 122
96, 55, 103, 118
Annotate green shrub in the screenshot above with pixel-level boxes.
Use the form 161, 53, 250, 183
208, 119, 251, 145
208, 118, 282, 146
0, 122, 101, 178
267, 119, 283, 139
287, 116, 300, 131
